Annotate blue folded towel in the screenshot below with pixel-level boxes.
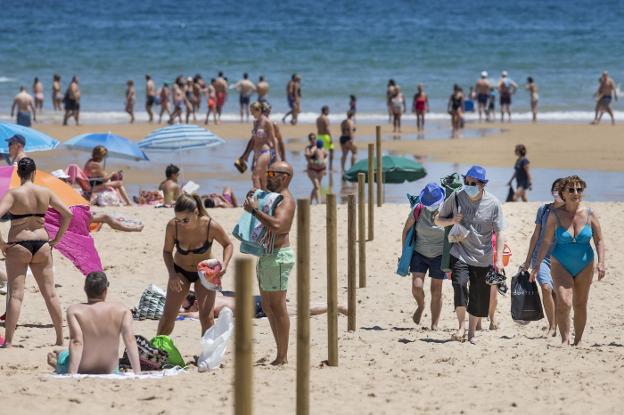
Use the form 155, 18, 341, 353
233, 189, 284, 256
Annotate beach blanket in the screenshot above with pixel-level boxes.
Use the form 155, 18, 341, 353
232, 189, 283, 256
44, 205, 103, 276
51, 367, 186, 379
396, 194, 423, 277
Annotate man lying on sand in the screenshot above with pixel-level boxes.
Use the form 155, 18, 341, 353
47, 272, 141, 375
202, 187, 238, 208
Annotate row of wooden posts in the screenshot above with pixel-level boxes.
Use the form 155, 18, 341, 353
234, 127, 385, 415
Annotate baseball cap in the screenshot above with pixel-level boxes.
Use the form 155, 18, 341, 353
462, 165, 489, 184
6, 134, 26, 146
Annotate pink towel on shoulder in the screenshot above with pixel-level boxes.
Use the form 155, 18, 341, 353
44, 205, 103, 276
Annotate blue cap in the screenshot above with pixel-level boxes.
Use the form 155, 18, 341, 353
6, 134, 26, 146
462, 165, 488, 184
419, 183, 445, 207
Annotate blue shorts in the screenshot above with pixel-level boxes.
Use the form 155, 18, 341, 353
535, 257, 553, 289
409, 252, 446, 279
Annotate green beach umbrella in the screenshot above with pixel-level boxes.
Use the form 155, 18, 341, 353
342, 155, 427, 184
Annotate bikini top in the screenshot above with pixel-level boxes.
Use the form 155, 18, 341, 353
554, 208, 592, 246
175, 218, 212, 255
253, 126, 267, 139
9, 212, 46, 220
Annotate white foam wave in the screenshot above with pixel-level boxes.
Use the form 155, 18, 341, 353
0, 76, 17, 83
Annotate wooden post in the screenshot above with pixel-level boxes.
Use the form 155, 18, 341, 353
375, 126, 383, 207
296, 199, 310, 415
367, 143, 374, 241
326, 193, 338, 366
357, 173, 366, 288
234, 257, 254, 415
347, 194, 356, 331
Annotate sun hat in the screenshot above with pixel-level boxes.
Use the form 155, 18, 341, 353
51, 169, 70, 180
462, 165, 489, 184
418, 183, 445, 207
481, 71, 488, 78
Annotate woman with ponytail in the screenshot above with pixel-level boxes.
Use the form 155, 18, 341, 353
158, 193, 233, 336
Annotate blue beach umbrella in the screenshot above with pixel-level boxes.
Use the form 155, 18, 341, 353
138, 124, 225, 151
0, 122, 60, 153
64, 132, 149, 161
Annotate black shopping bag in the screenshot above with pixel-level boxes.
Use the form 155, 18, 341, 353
511, 270, 544, 321
505, 185, 515, 202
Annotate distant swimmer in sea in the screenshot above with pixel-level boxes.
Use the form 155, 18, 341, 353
33, 77, 44, 112
591, 71, 617, 125
475, 71, 491, 122
52, 74, 62, 112
412, 84, 429, 131
62, 75, 81, 126
204, 78, 217, 125
145, 74, 157, 123
497, 71, 517, 123
125, 80, 136, 124
316, 105, 334, 171
214, 71, 229, 123
158, 82, 170, 124
530, 175, 606, 346
339, 110, 357, 172
257, 75, 270, 103
47, 272, 141, 375
391, 86, 406, 133
525, 76, 539, 122
10, 86, 36, 127
447, 84, 464, 138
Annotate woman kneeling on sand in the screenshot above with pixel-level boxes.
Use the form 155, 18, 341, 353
530, 175, 606, 345
158, 194, 232, 336
0, 158, 73, 347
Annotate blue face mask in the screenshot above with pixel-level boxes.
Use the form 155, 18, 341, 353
464, 185, 480, 198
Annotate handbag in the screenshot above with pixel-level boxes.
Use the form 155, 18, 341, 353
511, 269, 544, 322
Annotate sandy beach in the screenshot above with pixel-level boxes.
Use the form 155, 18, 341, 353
0, 201, 622, 414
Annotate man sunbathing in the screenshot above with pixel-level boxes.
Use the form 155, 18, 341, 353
47, 272, 141, 375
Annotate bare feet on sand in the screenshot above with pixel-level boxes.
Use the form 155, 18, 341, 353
451, 328, 466, 342
489, 321, 499, 330
468, 331, 477, 345
271, 358, 287, 366
412, 307, 424, 325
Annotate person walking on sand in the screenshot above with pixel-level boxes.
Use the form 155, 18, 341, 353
47, 272, 141, 375
305, 133, 326, 204
401, 183, 447, 330
0, 158, 73, 348
158, 194, 233, 337
243, 161, 296, 365
498, 71, 517, 122
435, 165, 505, 344
192, 74, 204, 115
33, 77, 44, 112
507, 144, 532, 202
232, 73, 256, 122
214, 71, 228, 123
530, 175, 605, 346
448, 85, 464, 138
168, 77, 185, 124
316, 106, 334, 171
125, 80, 136, 124
282, 74, 301, 125
391, 86, 406, 133
525, 77, 539, 122
11, 86, 36, 127
63, 75, 81, 126
412, 84, 429, 131
257, 75, 270, 103
521, 178, 564, 337
185, 77, 196, 123
52, 74, 62, 112
204, 78, 218, 125
145, 74, 157, 123
475, 71, 491, 122
386, 79, 397, 123
158, 83, 170, 123
591, 71, 617, 125
339, 110, 357, 172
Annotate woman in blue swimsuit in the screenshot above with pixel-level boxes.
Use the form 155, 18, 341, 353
530, 175, 606, 346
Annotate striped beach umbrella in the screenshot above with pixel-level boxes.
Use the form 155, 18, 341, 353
138, 124, 225, 151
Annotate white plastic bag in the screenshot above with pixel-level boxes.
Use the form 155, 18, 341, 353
448, 223, 470, 243
96, 190, 121, 206
197, 307, 233, 372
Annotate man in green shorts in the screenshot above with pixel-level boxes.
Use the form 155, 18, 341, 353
243, 161, 296, 365
316, 105, 334, 171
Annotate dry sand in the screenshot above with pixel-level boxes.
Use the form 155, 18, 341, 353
1, 201, 623, 414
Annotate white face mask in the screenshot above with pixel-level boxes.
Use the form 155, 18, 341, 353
425, 204, 439, 212
464, 185, 480, 198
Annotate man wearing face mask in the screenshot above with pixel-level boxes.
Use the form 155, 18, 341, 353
243, 161, 296, 365
435, 165, 505, 344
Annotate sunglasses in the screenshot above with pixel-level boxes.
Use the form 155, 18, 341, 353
174, 217, 192, 224
567, 187, 584, 194
266, 170, 291, 177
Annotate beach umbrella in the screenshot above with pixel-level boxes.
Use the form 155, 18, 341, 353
0, 165, 88, 207
342, 155, 427, 184
0, 122, 59, 153
138, 124, 225, 151
64, 132, 149, 161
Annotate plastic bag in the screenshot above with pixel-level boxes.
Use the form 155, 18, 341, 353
511, 270, 544, 322
150, 335, 185, 367
96, 190, 121, 206
448, 223, 469, 243
197, 307, 234, 372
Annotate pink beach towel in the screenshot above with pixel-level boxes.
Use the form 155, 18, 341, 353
44, 205, 103, 276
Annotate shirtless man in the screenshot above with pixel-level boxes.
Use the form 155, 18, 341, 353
158, 164, 181, 205
11, 87, 36, 127
282, 74, 301, 125
214, 72, 228, 122
52, 74, 62, 111
592, 71, 618, 125
243, 161, 296, 365
33, 77, 44, 111
63, 76, 81, 126
47, 272, 141, 375
232, 73, 256, 122
125, 80, 136, 124
497, 71, 517, 122
145, 74, 157, 123
316, 106, 334, 171
339, 110, 357, 172
257, 75, 269, 102
475, 71, 491, 121
168, 78, 185, 124
158, 83, 170, 123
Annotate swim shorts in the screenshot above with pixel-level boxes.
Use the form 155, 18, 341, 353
208, 97, 216, 109
410, 252, 446, 279
240, 95, 251, 106
500, 94, 511, 106
146, 96, 155, 107
55, 350, 70, 374
339, 135, 352, 146
216, 92, 226, 108
477, 93, 489, 105
257, 247, 294, 292
318, 134, 334, 151
287, 95, 294, 109
16, 112, 32, 127
599, 95, 612, 108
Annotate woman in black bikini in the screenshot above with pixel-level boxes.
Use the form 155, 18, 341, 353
0, 158, 73, 347
158, 193, 233, 336
84, 145, 132, 206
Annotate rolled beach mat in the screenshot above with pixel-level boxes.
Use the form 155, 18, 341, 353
197, 259, 223, 291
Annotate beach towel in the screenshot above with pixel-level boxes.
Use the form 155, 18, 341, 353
51, 367, 186, 379
232, 189, 283, 256
44, 205, 103, 276
132, 284, 166, 320
396, 195, 423, 277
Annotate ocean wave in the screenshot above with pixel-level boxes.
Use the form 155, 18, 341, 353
0, 76, 16, 83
